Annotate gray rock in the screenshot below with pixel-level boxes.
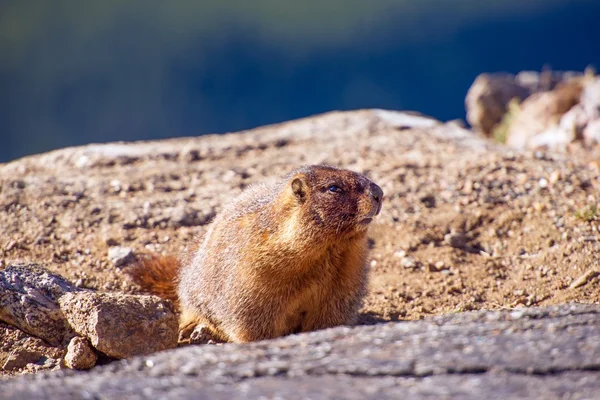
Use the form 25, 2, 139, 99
0, 264, 79, 346
168, 206, 215, 227
3, 304, 600, 399
108, 246, 135, 268
63, 337, 97, 370
58, 291, 178, 359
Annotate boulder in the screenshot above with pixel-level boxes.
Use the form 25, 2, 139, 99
506, 76, 600, 150
465, 70, 583, 138
58, 291, 178, 359
465, 73, 530, 135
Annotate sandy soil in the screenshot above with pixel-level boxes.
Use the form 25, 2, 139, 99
1, 110, 599, 375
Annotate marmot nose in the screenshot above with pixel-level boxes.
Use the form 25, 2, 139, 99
369, 183, 384, 204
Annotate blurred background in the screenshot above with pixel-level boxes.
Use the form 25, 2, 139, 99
1, 0, 599, 162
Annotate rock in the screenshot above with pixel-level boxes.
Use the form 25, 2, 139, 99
400, 256, 418, 269
506, 80, 583, 149
64, 337, 97, 370
108, 246, 135, 268
2, 348, 42, 371
514, 70, 582, 92
580, 76, 600, 116
444, 232, 467, 249
3, 304, 600, 399
466, 73, 530, 135
419, 194, 436, 208
569, 269, 600, 289
168, 206, 215, 227
465, 70, 587, 143
583, 119, 600, 146
0, 264, 79, 346
58, 291, 178, 359
580, 78, 600, 146
0, 264, 177, 362
498, 75, 600, 150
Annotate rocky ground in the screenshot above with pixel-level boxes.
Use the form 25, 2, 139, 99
1, 71, 600, 396
4, 304, 600, 399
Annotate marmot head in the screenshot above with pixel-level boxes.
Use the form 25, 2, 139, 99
286, 165, 383, 238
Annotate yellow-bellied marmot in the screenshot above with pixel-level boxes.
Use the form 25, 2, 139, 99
128, 165, 383, 343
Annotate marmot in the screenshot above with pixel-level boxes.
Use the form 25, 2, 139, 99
128, 165, 383, 343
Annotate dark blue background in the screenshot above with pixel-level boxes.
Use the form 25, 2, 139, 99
1, 1, 599, 162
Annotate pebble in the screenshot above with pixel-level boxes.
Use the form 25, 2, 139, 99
549, 170, 561, 185
401, 257, 418, 269
108, 246, 135, 268
569, 269, 600, 289
393, 250, 407, 259
444, 232, 467, 249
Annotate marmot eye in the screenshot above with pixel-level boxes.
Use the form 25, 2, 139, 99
328, 185, 343, 193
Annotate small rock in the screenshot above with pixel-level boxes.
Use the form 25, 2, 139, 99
58, 291, 178, 359
64, 336, 97, 370
182, 148, 202, 162
104, 237, 119, 247
444, 232, 467, 249
169, 206, 215, 227
5, 240, 17, 251
109, 179, 122, 193
2, 348, 42, 370
169, 206, 198, 227
549, 170, 561, 185
189, 325, 216, 345
401, 257, 418, 269
393, 250, 407, 259
569, 269, 600, 289
108, 246, 135, 268
419, 194, 436, 208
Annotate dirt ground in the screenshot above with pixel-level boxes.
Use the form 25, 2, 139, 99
1, 110, 599, 376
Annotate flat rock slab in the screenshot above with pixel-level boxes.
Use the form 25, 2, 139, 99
0, 264, 80, 346
3, 304, 600, 399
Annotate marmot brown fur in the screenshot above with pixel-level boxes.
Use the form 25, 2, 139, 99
128, 165, 383, 343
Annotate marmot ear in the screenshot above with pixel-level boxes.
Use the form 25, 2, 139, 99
291, 177, 307, 203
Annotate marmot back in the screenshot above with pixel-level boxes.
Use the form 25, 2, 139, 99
129, 165, 384, 343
